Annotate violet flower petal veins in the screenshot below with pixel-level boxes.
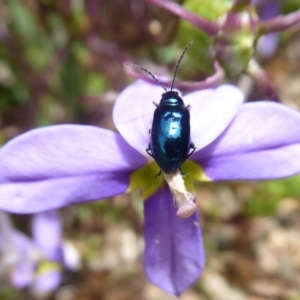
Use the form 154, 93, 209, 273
32, 210, 62, 262
0, 125, 146, 213
144, 187, 205, 296
193, 102, 300, 180
186, 85, 244, 150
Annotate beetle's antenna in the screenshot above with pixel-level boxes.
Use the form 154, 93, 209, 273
124, 63, 168, 92
170, 41, 193, 91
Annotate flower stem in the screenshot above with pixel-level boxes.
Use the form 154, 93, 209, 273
144, 0, 219, 35
124, 61, 224, 92
246, 59, 280, 102
258, 10, 300, 35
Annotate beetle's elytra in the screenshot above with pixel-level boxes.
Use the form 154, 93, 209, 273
146, 90, 195, 175
126, 42, 196, 175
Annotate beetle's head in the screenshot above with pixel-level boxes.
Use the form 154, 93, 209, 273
160, 91, 184, 106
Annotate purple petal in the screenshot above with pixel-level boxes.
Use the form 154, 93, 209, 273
144, 187, 205, 296
113, 80, 166, 155
11, 263, 34, 288
0, 125, 146, 213
32, 211, 62, 262
10, 232, 38, 288
186, 85, 244, 150
13, 231, 40, 257
253, 0, 281, 20
194, 102, 300, 180
257, 33, 279, 59
0, 214, 39, 288
33, 270, 61, 292
114, 81, 244, 155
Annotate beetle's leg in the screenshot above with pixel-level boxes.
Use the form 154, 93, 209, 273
155, 169, 162, 177
153, 101, 159, 107
187, 142, 196, 158
179, 167, 188, 177
186, 104, 191, 110
146, 144, 161, 177
179, 143, 196, 177
148, 128, 152, 134
146, 144, 154, 158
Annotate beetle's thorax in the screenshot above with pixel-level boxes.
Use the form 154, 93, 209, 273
159, 91, 185, 107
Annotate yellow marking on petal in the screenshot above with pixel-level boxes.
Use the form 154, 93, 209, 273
127, 161, 164, 199
127, 159, 209, 200
35, 261, 61, 276
182, 160, 211, 182
182, 170, 195, 193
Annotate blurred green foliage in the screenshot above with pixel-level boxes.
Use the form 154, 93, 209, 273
0, 287, 20, 300
0, 0, 186, 133
283, 0, 300, 14
177, 0, 234, 77
0, 0, 141, 132
245, 175, 300, 217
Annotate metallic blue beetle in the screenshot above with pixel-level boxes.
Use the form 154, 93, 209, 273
127, 42, 196, 175
146, 90, 195, 175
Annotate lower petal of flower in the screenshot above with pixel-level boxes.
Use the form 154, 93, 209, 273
11, 263, 34, 288
33, 262, 62, 293
144, 187, 205, 296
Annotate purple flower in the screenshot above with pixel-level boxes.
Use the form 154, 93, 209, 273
0, 210, 79, 294
1, 81, 300, 295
